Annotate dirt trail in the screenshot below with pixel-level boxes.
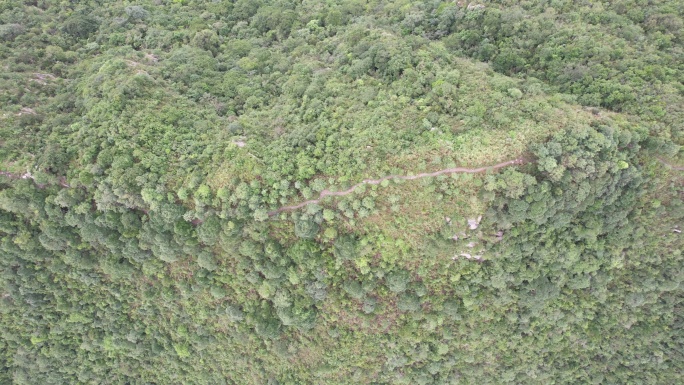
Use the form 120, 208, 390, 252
269, 158, 526, 216
2, 155, 678, 218
0, 170, 70, 188
658, 157, 684, 171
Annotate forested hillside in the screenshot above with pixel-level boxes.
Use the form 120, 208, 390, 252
1, 1, 682, 384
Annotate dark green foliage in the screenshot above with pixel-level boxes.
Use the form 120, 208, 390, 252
342, 280, 364, 299
197, 251, 217, 271
209, 285, 227, 299
225, 305, 244, 323
386, 270, 411, 293
275, 300, 317, 331
333, 235, 358, 262
62, 14, 99, 38
442, 300, 461, 320
197, 215, 221, 246
362, 297, 377, 314
0, 1, 681, 384
255, 315, 282, 340
397, 292, 422, 312
294, 217, 319, 239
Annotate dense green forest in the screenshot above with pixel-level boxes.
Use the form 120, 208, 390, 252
0, 1, 682, 383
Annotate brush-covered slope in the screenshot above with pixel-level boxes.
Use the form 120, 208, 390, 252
0, 1, 682, 384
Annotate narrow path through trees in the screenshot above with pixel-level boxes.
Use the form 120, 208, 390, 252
0, 170, 71, 188
3, 155, 678, 218
269, 158, 526, 216
657, 157, 684, 171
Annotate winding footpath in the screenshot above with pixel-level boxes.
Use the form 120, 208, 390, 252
658, 157, 684, 171
268, 158, 526, 216
3, 155, 679, 218
0, 170, 70, 188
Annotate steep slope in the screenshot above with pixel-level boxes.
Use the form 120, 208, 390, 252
0, 1, 682, 384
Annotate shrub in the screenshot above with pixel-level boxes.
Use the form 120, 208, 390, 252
225, 305, 244, 322
197, 252, 217, 271
343, 280, 364, 299
386, 270, 411, 293
294, 217, 319, 239
334, 235, 358, 261
362, 297, 377, 314
397, 292, 421, 312
442, 300, 461, 320
197, 215, 221, 245
209, 285, 227, 299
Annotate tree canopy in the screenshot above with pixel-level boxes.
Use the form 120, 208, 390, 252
0, 1, 682, 384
